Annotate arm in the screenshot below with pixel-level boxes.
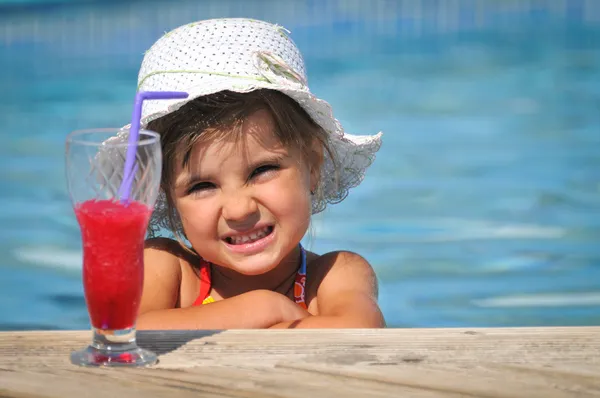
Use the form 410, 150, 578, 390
138, 289, 308, 330
138, 238, 309, 330
269, 251, 386, 329
138, 238, 182, 316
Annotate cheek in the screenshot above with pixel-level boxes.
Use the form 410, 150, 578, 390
262, 171, 312, 218
176, 199, 217, 237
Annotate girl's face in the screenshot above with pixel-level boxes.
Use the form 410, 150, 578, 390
172, 109, 319, 275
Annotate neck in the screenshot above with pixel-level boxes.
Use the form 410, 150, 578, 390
211, 245, 302, 298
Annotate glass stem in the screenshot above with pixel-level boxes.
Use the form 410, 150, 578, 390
92, 326, 138, 352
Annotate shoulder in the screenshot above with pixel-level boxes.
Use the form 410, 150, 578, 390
305, 250, 379, 299
311, 250, 372, 268
145, 237, 198, 264
143, 237, 204, 280
144, 238, 208, 309
145, 236, 188, 255
308, 250, 376, 274
304, 249, 385, 326
139, 238, 189, 312
144, 237, 185, 277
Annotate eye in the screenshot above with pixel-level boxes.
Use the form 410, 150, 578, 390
187, 181, 215, 195
250, 164, 280, 180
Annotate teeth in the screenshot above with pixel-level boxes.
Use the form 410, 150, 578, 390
229, 227, 270, 245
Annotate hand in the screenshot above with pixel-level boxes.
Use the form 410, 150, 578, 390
271, 291, 310, 325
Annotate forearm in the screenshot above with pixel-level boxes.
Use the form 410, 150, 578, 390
137, 290, 288, 330
269, 313, 385, 329
270, 295, 386, 329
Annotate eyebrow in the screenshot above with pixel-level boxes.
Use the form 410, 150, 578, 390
176, 153, 288, 189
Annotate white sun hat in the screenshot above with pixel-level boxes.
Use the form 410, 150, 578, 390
114, 18, 382, 236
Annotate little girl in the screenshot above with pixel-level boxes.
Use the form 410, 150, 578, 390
132, 18, 385, 329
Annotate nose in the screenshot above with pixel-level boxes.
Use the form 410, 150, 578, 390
221, 190, 259, 223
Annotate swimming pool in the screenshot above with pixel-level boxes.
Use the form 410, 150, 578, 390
1, 0, 599, 330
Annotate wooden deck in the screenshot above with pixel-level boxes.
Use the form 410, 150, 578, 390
0, 327, 598, 397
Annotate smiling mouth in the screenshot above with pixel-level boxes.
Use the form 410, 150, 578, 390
224, 226, 274, 245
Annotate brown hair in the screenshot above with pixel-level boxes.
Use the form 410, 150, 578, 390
147, 89, 336, 240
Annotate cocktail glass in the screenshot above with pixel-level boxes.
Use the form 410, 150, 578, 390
65, 128, 161, 367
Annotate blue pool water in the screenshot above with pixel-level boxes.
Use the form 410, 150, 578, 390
1, 1, 599, 330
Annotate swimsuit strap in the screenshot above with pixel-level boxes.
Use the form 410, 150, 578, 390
192, 258, 213, 306
293, 244, 308, 309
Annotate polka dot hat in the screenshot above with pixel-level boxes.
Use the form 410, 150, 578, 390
116, 18, 383, 237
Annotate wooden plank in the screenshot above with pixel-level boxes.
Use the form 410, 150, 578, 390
2, 328, 598, 367
0, 366, 442, 398
0, 327, 598, 398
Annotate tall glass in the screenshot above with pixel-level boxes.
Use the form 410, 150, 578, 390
65, 128, 161, 367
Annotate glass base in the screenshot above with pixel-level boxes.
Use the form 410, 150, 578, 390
70, 327, 157, 367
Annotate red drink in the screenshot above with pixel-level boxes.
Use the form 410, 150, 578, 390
67, 128, 161, 366
75, 199, 151, 330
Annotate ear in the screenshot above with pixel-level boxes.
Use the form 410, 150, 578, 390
308, 139, 324, 193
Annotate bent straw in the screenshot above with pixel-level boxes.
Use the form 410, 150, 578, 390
118, 91, 188, 201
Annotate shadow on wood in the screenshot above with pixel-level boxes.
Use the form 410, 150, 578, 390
137, 330, 221, 356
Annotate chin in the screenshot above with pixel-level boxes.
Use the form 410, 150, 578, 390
223, 253, 280, 276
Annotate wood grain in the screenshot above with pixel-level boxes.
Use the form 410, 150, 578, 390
0, 327, 598, 398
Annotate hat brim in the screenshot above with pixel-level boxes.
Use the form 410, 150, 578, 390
119, 76, 382, 237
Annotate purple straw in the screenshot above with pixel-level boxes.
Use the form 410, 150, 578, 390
119, 91, 188, 201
